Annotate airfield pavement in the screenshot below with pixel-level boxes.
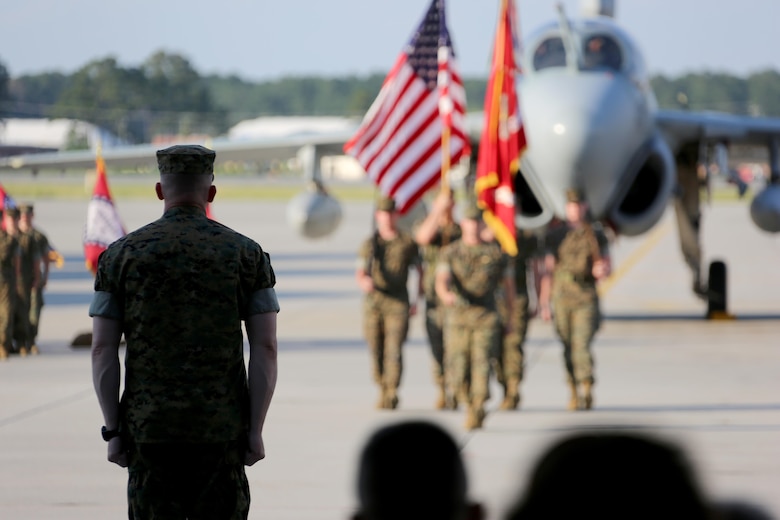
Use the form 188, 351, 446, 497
0, 193, 779, 519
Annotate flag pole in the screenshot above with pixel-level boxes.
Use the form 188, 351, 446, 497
441, 125, 451, 195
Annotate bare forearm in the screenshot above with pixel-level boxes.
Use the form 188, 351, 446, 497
246, 313, 278, 436
91, 318, 123, 429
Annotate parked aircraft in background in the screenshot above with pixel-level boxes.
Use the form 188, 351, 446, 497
0, 129, 356, 239
1, 0, 779, 314
505, 0, 780, 315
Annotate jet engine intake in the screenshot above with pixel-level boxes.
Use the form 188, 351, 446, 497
750, 184, 780, 233
608, 134, 675, 236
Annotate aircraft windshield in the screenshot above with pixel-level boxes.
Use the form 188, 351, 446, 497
582, 34, 622, 71
532, 37, 566, 71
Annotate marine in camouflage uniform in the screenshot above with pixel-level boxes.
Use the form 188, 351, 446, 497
539, 190, 611, 411
494, 229, 542, 410
436, 204, 515, 430
356, 196, 422, 410
0, 208, 20, 361
12, 205, 40, 356
413, 191, 461, 409
90, 145, 279, 519
19, 204, 50, 354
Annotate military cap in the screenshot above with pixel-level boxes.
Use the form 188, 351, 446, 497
566, 188, 585, 203
462, 201, 483, 221
18, 203, 34, 215
156, 144, 216, 175
3, 207, 20, 218
376, 196, 396, 212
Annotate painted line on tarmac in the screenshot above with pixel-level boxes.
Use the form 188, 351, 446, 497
597, 220, 673, 297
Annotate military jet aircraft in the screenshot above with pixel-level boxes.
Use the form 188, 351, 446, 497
498, 0, 780, 315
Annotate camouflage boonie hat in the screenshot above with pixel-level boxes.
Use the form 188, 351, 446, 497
156, 145, 216, 175
376, 196, 396, 212
462, 201, 483, 221
3, 207, 20, 218
566, 188, 585, 203
18, 203, 34, 215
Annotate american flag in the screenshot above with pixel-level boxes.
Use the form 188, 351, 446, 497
83, 152, 125, 274
344, 0, 469, 214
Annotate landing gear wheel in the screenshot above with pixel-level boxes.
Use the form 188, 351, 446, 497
706, 260, 733, 320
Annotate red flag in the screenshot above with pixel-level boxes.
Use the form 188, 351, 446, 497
476, 0, 527, 256
344, 0, 469, 213
83, 152, 125, 274
0, 183, 16, 212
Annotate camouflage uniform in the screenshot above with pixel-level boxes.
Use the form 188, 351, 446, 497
495, 230, 541, 409
420, 222, 461, 405
438, 238, 510, 428
544, 222, 609, 402
0, 230, 19, 360
28, 226, 50, 349
12, 228, 38, 354
90, 191, 278, 516
358, 230, 420, 409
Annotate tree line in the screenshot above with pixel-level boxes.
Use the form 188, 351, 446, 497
1, 51, 779, 146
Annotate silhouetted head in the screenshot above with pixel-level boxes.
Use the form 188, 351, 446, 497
353, 421, 482, 520
506, 430, 710, 520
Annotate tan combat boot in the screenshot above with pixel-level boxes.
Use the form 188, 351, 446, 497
434, 383, 447, 410
384, 387, 399, 410
0, 346, 7, 361
30, 345, 40, 355
581, 381, 594, 410
376, 385, 387, 409
567, 380, 580, 411
19, 347, 28, 357
499, 378, 521, 410
465, 401, 486, 431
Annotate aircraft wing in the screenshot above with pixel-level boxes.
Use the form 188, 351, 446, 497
0, 132, 355, 173
655, 109, 780, 153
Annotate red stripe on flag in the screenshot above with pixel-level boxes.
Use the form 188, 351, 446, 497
83, 152, 126, 274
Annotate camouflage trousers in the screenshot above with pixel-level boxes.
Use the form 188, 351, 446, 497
0, 281, 15, 351
444, 307, 501, 407
495, 293, 530, 387
552, 297, 600, 384
423, 301, 446, 386
363, 292, 410, 392
12, 289, 32, 350
127, 439, 249, 520
29, 287, 44, 342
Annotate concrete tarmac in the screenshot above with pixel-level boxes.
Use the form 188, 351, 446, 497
0, 195, 778, 519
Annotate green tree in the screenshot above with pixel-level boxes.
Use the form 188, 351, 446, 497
142, 51, 225, 136
747, 70, 780, 117
0, 58, 9, 118
7, 72, 70, 117
52, 56, 148, 142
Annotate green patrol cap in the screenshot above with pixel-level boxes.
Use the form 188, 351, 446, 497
18, 203, 34, 215
566, 188, 585, 203
156, 144, 216, 175
462, 201, 483, 221
376, 196, 396, 212
3, 207, 20, 218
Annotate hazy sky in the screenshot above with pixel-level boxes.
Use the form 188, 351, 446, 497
2, 0, 778, 80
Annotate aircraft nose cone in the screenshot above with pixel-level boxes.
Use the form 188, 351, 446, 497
521, 71, 651, 215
